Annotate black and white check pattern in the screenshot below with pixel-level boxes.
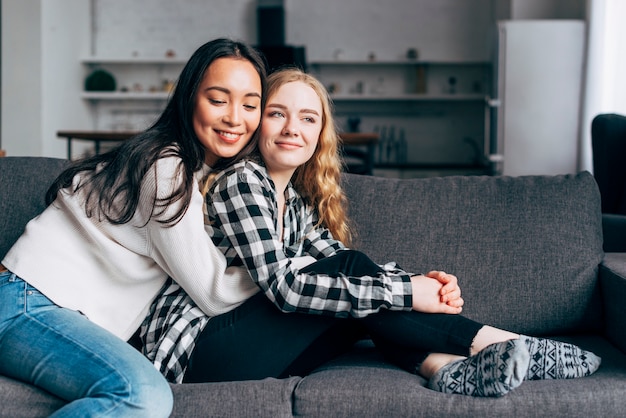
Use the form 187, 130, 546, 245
141, 160, 413, 382
140, 278, 206, 383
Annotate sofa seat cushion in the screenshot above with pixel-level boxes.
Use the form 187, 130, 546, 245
0, 375, 65, 418
342, 172, 604, 336
0, 375, 301, 418
293, 337, 626, 418
170, 377, 301, 418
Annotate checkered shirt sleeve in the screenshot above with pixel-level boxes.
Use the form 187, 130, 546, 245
207, 160, 413, 318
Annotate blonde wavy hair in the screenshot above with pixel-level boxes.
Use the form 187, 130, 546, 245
265, 68, 353, 246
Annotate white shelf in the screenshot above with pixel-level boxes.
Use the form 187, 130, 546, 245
310, 60, 490, 66
330, 93, 488, 102
81, 91, 172, 100
81, 57, 187, 65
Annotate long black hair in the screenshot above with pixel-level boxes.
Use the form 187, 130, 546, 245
46, 38, 267, 226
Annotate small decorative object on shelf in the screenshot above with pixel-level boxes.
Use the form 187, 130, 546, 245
347, 116, 361, 133
415, 65, 427, 94
406, 48, 418, 60
85, 69, 116, 92
447, 76, 457, 94
162, 79, 176, 93
370, 76, 386, 95
350, 81, 365, 95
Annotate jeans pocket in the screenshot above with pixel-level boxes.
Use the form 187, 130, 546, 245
24, 283, 56, 312
0, 273, 22, 329
0, 270, 15, 287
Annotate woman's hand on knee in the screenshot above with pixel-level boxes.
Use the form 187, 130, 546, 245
426, 270, 464, 308
410, 274, 463, 314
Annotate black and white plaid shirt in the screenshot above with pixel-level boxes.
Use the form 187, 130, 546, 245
141, 160, 413, 382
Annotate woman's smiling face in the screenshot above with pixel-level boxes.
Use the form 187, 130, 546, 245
193, 57, 262, 166
259, 80, 323, 180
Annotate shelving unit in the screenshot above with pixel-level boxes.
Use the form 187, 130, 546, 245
308, 60, 493, 177
309, 60, 490, 101
80, 57, 184, 130
76, 57, 493, 177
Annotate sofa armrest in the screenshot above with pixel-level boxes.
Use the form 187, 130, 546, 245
600, 253, 626, 353
602, 214, 626, 252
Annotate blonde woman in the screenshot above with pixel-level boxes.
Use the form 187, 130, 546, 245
142, 68, 600, 397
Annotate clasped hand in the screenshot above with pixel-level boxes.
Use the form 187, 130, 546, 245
410, 271, 464, 314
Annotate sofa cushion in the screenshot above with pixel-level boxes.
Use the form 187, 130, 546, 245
0, 375, 65, 417
294, 337, 626, 418
342, 172, 604, 335
0, 374, 301, 418
170, 377, 300, 418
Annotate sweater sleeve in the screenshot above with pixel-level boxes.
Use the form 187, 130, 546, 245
142, 157, 258, 317
208, 163, 412, 318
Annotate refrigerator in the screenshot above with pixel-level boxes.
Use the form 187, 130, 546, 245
492, 20, 586, 176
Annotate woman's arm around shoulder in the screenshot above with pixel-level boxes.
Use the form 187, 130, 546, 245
143, 156, 258, 316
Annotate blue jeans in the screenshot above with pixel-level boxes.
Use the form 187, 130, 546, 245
0, 271, 173, 417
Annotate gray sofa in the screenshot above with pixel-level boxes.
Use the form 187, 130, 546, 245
1, 156, 625, 418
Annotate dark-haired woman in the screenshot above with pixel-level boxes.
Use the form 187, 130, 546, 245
0, 38, 266, 416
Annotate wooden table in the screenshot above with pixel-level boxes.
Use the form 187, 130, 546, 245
57, 130, 138, 160
338, 132, 380, 175
338, 132, 379, 147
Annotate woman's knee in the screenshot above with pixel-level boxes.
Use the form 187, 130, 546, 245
129, 372, 173, 417
301, 250, 383, 277
100, 363, 173, 417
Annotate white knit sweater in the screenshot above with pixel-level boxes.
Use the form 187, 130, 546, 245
2, 156, 259, 340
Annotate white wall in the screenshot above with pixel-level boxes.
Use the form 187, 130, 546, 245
1, 0, 91, 158
285, 0, 493, 62
41, 1, 92, 157
2, 0, 42, 156
92, 0, 256, 58
90, 0, 493, 62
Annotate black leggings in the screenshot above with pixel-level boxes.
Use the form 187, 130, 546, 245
183, 250, 483, 383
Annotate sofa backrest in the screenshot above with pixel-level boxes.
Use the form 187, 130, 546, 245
0, 157, 604, 337
0, 157, 69, 259
342, 172, 604, 336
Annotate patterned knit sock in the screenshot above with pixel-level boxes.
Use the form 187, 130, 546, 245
427, 339, 529, 397
520, 335, 601, 380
